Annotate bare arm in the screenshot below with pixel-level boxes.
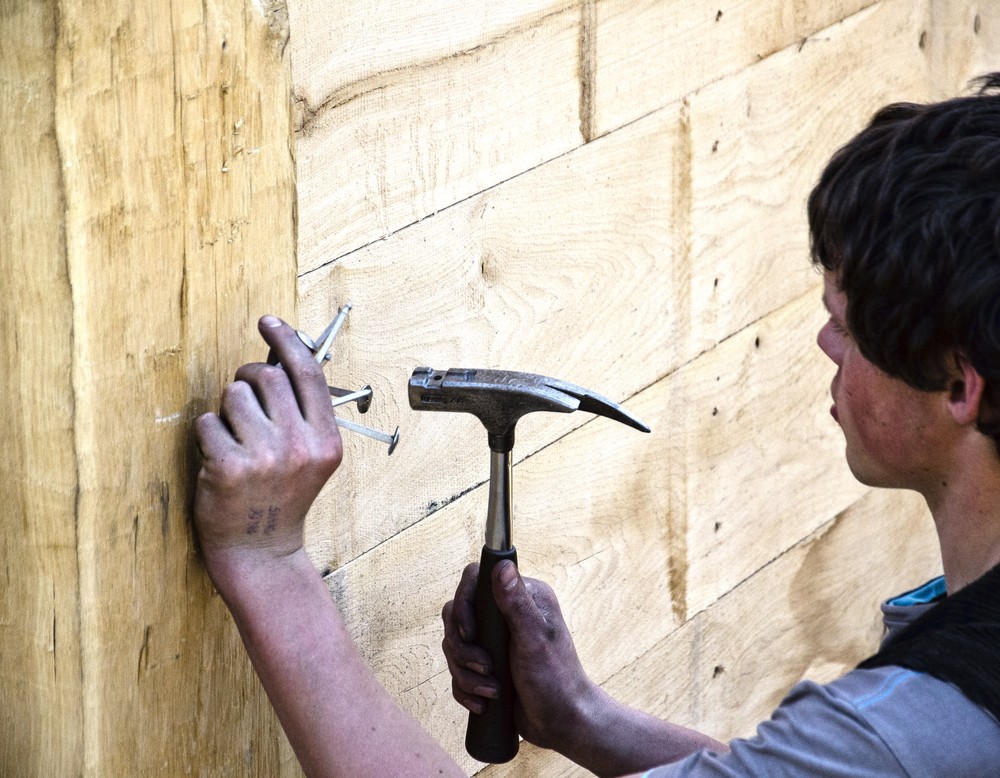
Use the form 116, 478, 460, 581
194, 315, 463, 778
442, 561, 727, 777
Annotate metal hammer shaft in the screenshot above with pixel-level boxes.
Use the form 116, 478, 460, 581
485, 450, 513, 551
466, 449, 518, 762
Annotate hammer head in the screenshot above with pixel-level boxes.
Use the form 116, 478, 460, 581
408, 367, 650, 451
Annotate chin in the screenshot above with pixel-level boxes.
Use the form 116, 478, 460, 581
845, 455, 908, 491
844, 451, 885, 488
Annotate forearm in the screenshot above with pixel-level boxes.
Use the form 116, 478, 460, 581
208, 550, 463, 778
560, 684, 728, 778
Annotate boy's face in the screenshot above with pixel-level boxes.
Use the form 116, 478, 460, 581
817, 272, 950, 491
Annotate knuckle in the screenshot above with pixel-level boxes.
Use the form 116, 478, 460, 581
295, 358, 326, 384
221, 381, 246, 405
316, 438, 343, 472
258, 364, 288, 388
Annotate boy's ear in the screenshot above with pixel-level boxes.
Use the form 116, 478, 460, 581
946, 354, 987, 426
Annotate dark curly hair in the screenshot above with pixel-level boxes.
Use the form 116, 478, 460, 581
808, 73, 1000, 452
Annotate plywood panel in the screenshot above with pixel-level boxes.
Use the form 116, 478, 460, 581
592, 0, 879, 136
294, 6, 583, 274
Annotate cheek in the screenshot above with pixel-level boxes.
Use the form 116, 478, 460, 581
840, 363, 928, 463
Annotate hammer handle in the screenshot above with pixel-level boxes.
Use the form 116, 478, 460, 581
466, 545, 519, 763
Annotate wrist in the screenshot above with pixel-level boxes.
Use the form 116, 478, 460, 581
556, 678, 615, 760
201, 543, 316, 604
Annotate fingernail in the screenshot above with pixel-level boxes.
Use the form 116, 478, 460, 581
458, 625, 468, 641
498, 560, 517, 591
261, 315, 282, 328
469, 663, 488, 675
473, 685, 499, 700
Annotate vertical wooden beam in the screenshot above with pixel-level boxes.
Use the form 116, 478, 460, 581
1, 0, 298, 774
1, 3, 82, 774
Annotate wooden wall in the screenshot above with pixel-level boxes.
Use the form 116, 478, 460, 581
289, 0, 999, 776
1, 1, 997, 776
1, 1, 300, 774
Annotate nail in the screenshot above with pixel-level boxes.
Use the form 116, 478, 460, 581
261, 315, 282, 328
295, 330, 317, 349
473, 685, 499, 700
329, 385, 372, 413
335, 417, 400, 455
313, 302, 352, 364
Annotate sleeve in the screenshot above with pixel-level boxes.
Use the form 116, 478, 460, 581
642, 672, 913, 778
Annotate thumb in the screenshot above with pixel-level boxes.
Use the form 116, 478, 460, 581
492, 560, 542, 638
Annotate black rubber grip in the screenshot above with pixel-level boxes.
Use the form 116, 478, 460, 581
465, 545, 519, 763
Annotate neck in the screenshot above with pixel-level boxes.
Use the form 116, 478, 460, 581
924, 444, 1000, 593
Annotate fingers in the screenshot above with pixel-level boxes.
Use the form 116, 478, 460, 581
194, 410, 238, 462
233, 362, 300, 427
255, 315, 334, 424
452, 563, 480, 641
217, 380, 270, 444
442, 564, 497, 713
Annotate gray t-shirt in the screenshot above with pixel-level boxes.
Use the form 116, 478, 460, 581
643, 577, 1000, 777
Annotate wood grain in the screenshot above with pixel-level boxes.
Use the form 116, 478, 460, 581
0, 4, 82, 774
592, 0, 879, 137
299, 105, 684, 567
2, 0, 299, 774
293, 5, 584, 273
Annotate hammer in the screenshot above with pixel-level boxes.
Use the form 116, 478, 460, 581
408, 367, 650, 763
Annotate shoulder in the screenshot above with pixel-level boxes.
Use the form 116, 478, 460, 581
823, 665, 1000, 776
643, 666, 1000, 778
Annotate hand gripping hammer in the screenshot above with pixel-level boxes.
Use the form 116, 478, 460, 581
408, 367, 650, 763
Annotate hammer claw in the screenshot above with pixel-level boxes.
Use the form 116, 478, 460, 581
541, 378, 651, 434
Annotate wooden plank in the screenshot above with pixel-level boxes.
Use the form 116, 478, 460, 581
675, 289, 870, 618
288, 1, 572, 115
483, 488, 940, 776
685, 0, 937, 356
0, 3, 83, 775
293, 5, 584, 273
592, 0, 879, 137
925, 0, 1000, 92
299, 104, 685, 566
0, 1, 299, 774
